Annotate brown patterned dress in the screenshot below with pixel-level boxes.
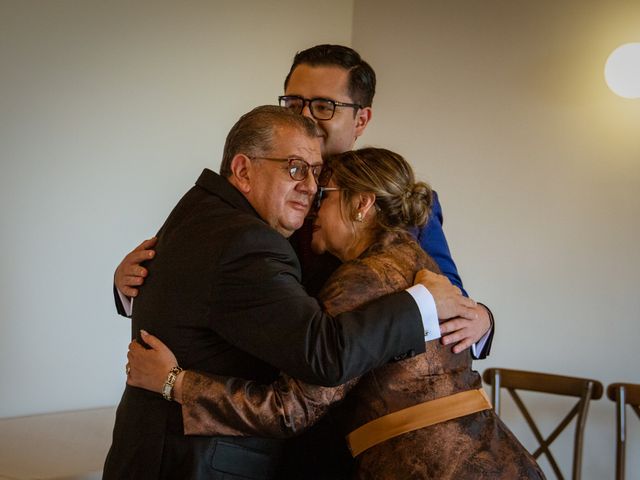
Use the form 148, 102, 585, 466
181, 232, 545, 479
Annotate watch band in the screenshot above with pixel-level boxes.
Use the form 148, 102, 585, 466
161, 366, 183, 401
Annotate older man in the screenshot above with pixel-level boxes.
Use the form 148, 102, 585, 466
103, 106, 473, 479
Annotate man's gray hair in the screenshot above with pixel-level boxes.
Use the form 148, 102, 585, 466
219, 105, 319, 177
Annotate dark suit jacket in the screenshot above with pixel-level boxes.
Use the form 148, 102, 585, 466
103, 169, 426, 479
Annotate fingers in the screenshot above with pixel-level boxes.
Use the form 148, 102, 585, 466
139, 329, 166, 352
119, 285, 139, 298
439, 307, 487, 354
457, 305, 479, 322
439, 318, 474, 345
122, 250, 155, 271
128, 339, 144, 352
118, 275, 146, 297
438, 317, 465, 335
439, 302, 477, 323
127, 341, 141, 367
124, 274, 145, 285
126, 340, 146, 386
447, 295, 478, 321
451, 338, 474, 354
460, 296, 477, 309
440, 326, 474, 354
120, 273, 146, 288
475, 304, 492, 336
115, 247, 155, 295
414, 271, 475, 321
134, 237, 158, 252
440, 328, 465, 346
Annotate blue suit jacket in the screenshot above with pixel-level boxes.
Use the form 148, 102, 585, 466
412, 191, 465, 295
414, 191, 494, 360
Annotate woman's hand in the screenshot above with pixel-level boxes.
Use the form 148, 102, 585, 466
127, 330, 178, 394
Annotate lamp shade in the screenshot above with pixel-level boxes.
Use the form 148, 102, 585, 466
605, 43, 640, 98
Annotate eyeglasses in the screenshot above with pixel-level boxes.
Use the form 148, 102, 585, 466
313, 186, 343, 210
279, 95, 362, 121
251, 156, 332, 186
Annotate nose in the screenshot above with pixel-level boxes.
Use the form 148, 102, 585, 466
297, 167, 318, 196
300, 102, 316, 122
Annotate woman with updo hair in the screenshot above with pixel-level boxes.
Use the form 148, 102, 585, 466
324, 148, 432, 230
127, 148, 543, 479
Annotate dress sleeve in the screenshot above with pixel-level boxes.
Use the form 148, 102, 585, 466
181, 370, 357, 437
181, 262, 389, 437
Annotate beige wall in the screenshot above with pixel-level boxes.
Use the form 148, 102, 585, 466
1, 0, 638, 478
353, 1, 640, 479
0, 0, 352, 416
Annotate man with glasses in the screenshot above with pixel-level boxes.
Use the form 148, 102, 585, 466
103, 106, 475, 479
279, 44, 492, 350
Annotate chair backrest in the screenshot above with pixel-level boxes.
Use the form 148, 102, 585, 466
607, 382, 640, 480
482, 368, 603, 480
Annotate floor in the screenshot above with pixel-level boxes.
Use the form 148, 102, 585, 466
0, 407, 116, 480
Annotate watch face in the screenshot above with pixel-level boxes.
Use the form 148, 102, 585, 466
162, 383, 171, 400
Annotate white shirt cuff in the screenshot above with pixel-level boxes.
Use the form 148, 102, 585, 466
406, 284, 441, 342
117, 288, 134, 317
471, 329, 490, 357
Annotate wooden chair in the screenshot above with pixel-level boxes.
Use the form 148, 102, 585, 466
607, 382, 640, 480
482, 368, 603, 480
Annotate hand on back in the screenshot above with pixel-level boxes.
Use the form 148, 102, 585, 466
414, 269, 491, 354
114, 237, 157, 297
414, 269, 476, 320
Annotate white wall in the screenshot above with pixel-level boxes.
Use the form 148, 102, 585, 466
353, 1, 640, 479
2, 1, 638, 478
0, 0, 353, 418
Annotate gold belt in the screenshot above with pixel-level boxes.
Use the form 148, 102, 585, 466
346, 388, 492, 457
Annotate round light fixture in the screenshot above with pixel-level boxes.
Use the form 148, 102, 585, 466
605, 43, 640, 98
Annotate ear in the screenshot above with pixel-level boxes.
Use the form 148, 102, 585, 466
354, 192, 377, 220
228, 154, 253, 194
354, 107, 372, 139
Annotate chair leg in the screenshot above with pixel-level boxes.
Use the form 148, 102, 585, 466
571, 381, 595, 480
491, 370, 501, 415
615, 386, 626, 480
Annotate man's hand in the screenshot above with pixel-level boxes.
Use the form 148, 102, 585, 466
440, 303, 492, 354
414, 269, 476, 320
114, 237, 157, 298
127, 330, 179, 396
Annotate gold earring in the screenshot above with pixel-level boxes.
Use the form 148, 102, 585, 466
355, 212, 364, 222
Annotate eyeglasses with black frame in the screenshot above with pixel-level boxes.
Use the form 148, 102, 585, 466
251, 156, 332, 187
279, 95, 362, 121
313, 186, 343, 210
